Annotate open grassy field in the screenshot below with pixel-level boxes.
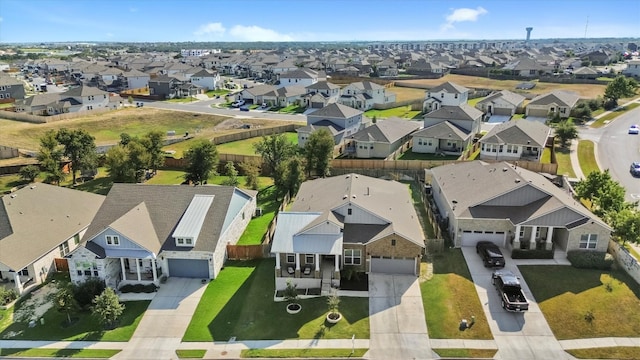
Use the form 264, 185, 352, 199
363, 106, 422, 119
217, 132, 298, 155
397, 74, 607, 99
387, 86, 426, 102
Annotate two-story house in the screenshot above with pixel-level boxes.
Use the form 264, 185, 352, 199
297, 103, 363, 147
61, 85, 110, 112
190, 69, 220, 91
278, 68, 320, 89
124, 69, 150, 90
346, 118, 421, 158
0, 75, 26, 101
304, 81, 340, 108
338, 81, 396, 111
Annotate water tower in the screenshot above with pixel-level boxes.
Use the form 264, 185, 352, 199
526, 27, 533, 42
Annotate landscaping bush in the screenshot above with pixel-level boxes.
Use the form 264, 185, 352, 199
567, 250, 614, 270
511, 249, 554, 259
0, 287, 18, 305
72, 278, 106, 309
119, 283, 158, 293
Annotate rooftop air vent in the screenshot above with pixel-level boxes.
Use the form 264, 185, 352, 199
352, 195, 356, 199
502, 167, 508, 172
343, 195, 348, 200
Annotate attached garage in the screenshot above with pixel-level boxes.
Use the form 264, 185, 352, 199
492, 107, 513, 116
526, 108, 549, 117
460, 230, 506, 248
168, 258, 210, 278
370, 257, 416, 275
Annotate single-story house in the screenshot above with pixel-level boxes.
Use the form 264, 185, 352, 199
476, 90, 526, 116
261, 85, 307, 107
526, 91, 580, 119
429, 161, 611, 253
346, 118, 421, 158
411, 121, 470, 155
479, 120, 551, 162
271, 174, 425, 292
67, 184, 256, 289
0, 184, 104, 295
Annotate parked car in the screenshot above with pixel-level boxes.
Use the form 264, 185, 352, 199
630, 162, 640, 177
492, 270, 529, 312
476, 241, 505, 268
629, 124, 639, 134
239, 105, 249, 111
232, 100, 245, 108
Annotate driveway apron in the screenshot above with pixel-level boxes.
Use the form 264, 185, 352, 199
461, 247, 571, 360
368, 274, 433, 360
112, 277, 207, 360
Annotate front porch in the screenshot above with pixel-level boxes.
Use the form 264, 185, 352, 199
0, 271, 36, 296
274, 253, 340, 295
115, 257, 161, 289
512, 224, 555, 250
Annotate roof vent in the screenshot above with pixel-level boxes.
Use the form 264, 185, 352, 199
502, 167, 508, 172
345, 175, 350, 178
352, 195, 356, 199
10, 194, 16, 198
515, 179, 521, 183
30, 185, 36, 189
343, 195, 348, 200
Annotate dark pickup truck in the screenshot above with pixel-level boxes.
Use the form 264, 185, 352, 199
492, 270, 529, 312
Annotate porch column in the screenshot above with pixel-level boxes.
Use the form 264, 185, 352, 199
151, 259, 158, 283
275, 252, 281, 270
120, 258, 126, 281
315, 254, 320, 279
334, 255, 339, 272
295, 254, 300, 277
136, 259, 141, 281
529, 226, 537, 249
513, 225, 521, 249
546, 226, 554, 250
13, 272, 23, 294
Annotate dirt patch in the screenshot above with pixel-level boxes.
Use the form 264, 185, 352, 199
12, 284, 57, 323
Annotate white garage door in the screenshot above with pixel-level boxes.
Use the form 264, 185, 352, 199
460, 230, 506, 248
370, 257, 415, 275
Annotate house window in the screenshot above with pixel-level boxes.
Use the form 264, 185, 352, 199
440, 93, 444, 98
59, 240, 70, 256
454, 94, 458, 99
418, 139, 423, 145
305, 254, 314, 264
391, 239, 396, 246
519, 228, 525, 238
535, 228, 541, 238
74, 233, 80, 245
19, 269, 29, 276
87, 106, 93, 110
344, 249, 361, 265
348, 208, 352, 215
0, 94, 3, 99
106, 235, 120, 246
286, 253, 295, 263
185, 238, 193, 245
579, 234, 598, 249
177, 238, 184, 245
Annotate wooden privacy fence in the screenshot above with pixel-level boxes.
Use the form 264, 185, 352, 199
0, 108, 112, 124
226, 244, 269, 260
212, 124, 302, 145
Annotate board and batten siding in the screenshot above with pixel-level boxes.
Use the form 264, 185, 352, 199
481, 185, 547, 207
333, 203, 387, 225
91, 228, 148, 252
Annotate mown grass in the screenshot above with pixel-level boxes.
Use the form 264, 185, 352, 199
540, 147, 551, 164
519, 265, 640, 339
591, 103, 640, 128
577, 140, 599, 176
217, 132, 298, 156
364, 106, 421, 119
421, 249, 493, 339
566, 347, 640, 359
397, 150, 458, 161
237, 185, 280, 245
432, 348, 498, 358
176, 349, 207, 358
554, 145, 576, 178
0, 348, 121, 358
241, 348, 368, 358
183, 259, 369, 341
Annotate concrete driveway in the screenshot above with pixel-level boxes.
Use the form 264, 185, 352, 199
367, 274, 433, 360
112, 277, 208, 360
461, 247, 571, 359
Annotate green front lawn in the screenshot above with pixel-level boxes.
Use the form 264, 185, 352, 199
397, 150, 459, 161
176, 349, 207, 358
421, 249, 493, 339
577, 140, 599, 176
275, 105, 306, 114
0, 301, 149, 341
237, 185, 280, 245
554, 145, 576, 178
241, 348, 368, 358
183, 259, 369, 341
206, 89, 230, 97
591, 103, 640, 128
519, 265, 640, 339
467, 97, 483, 107
0, 348, 121, 358
432, 349, 498, 358
364, 106, 422, 119
567, 347, 640, 359
166, 97, 199, 103
540, 147, 551, 164
217, 133, 298, 156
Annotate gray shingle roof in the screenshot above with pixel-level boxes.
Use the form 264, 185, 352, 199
480, 120, 550, 147
306, 81, 340, 91
428, 81, 469, 94
412, 121, 469, 141
351, 118, 421, 143
528, 91, 580, 107
424, 104, 483, 121
63, 85, 109, 97
308, 103, 363, 119
477, 90, 525, 107
0, 184, 105, 270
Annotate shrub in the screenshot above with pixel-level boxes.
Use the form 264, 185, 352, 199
119, 283, 158, 293
0, 287, 18, 306
72, 278, 106, 309
511, 249, 554, 259
567, 250, 614, 270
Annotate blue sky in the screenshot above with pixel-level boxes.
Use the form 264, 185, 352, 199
1, 0, 638, 43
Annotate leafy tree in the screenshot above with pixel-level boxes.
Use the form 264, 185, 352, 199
304, 129, 334, 177
127, 139, 152, 182
72, 278, 106, 309
55, 284, 79, 325
92, 288, 125, 329
105, 145, 134, 182
555, 120, 578, 147
56, 129, 97, 185
239, 159, 260, 190
37, 130, 64, 185
19, 165, 40, 183
283, 156, 305, 197
254, 134, 296, 175
575, 170, 630, 217
604, 76, 638, 105
610, 209, 640, 245
222, 162, 239, 187
184, 140, 219, 185
571, 103, 592, 121
127, 96, 133, 105
119, 133, 132, 146
142, 131, 165, 174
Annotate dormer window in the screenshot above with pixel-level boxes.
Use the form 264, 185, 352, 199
106, 235, 120, 246
176, 237, 194, 247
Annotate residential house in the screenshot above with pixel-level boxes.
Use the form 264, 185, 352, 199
338, 81, 396, 111
261, 85, 306, 108
240, 84, 276, 104
476, 90, 526, 116
503, 57, 549, 77
423, 81, 469, 112
623, 60, 640, 77
62, 85, 110, 112
346, 118, 421, 158
572, 67, 599, 79
411, 121, 470, 155
0, 75, 26, 101
0, 184, 104, 295
479, 120, 551, 162
15, 85, 110, 115
304, 81, 340, 108
526, 90, 579, 119
148, 75, 182, 99
270, 174, 425, 292
429, 161, 611, 254
67, 184, 256, 289
278, 68, 320, 89
581, 49, 616, 65
190, 69, 220, 91
124, 69, 150, 90
375, 58, 399, 76
297, 103, 363, 147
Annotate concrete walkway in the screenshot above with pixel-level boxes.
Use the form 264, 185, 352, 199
569, 139, 586, 180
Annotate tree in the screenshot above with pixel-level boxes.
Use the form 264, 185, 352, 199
604, 76, 638, 105
327, 288, 341, 320
105, 145, 134, 182
127, 96, 133, 105
56, 129, 97, 185
254, 134, 296, 175
37, 130, 64, 185
304, 129, 334, 177
55, 284, 79, 325
184, 140, 219, 185
282, 156, 305, 198
126, 139, 152, 182
119, 133, 132, 146
92, 288, 125, 329
239, 159, 260, 190
19, 165, 40, 183
571, 103, 592, 122
142, 131, 165, 174
222, 162, 239, 187
575, 170, 630, 217
610, 209, 640, 245
555, 120, 578, 147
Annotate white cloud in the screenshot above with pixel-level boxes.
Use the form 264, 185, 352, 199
229, 25, 293, 41
194, 22, 226, 38
441, 6, 487, 31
